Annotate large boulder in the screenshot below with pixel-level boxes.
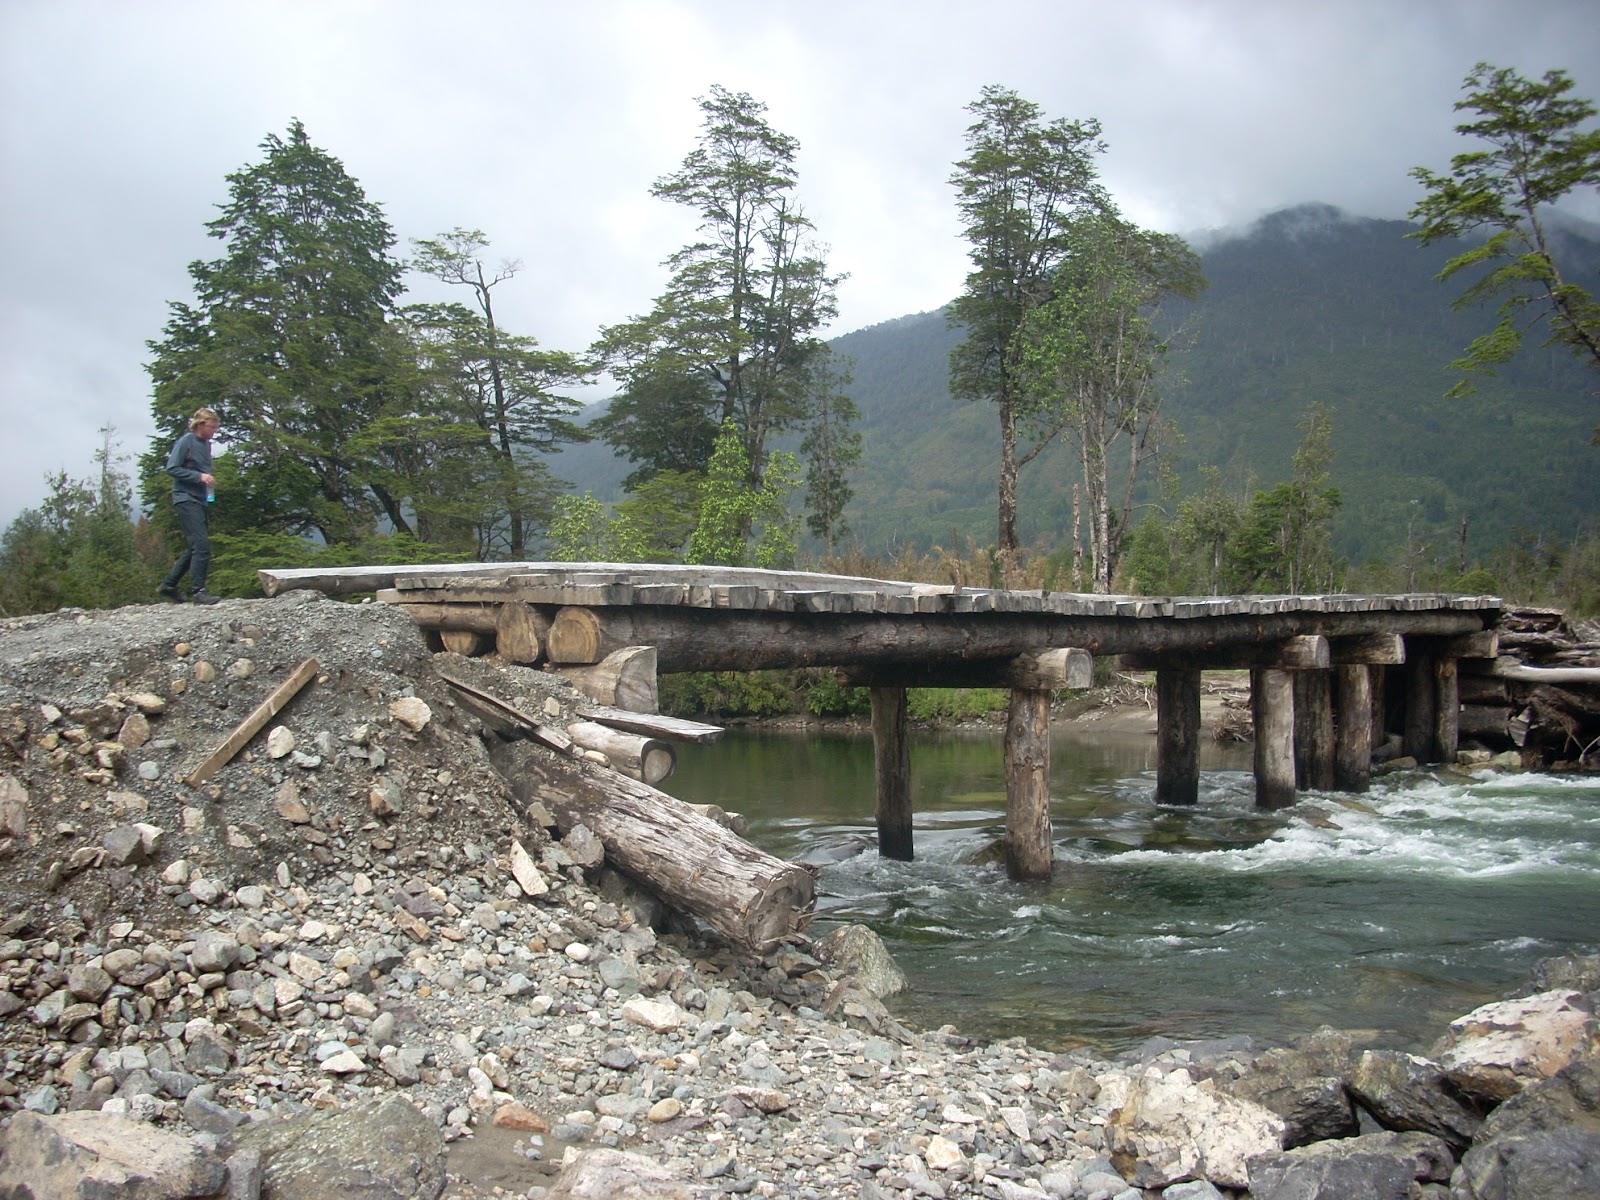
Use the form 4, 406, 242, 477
1453, 1060, 1600, 1200
1247, 1130, 1453, 1200
545, 1148, 717, 1198
1348, 1049, 1485, 1149
1102, 1066, 1286, 1190
1227, 1026, 1358, 1147
232, 1094, 445, 1200
814, 923, 907, 999
0, 1110, 228, 1199
1432, 990, 1600, 1104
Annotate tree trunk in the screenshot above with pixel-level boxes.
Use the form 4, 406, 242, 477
493, 741, 816, 952
997, 397, 1019, 554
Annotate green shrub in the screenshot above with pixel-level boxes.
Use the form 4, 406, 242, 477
802, 674, 872, 717
906, 687, 1007, 724
661, 671, 795, 718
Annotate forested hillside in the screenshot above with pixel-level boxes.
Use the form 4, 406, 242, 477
552, 204, 1597, 571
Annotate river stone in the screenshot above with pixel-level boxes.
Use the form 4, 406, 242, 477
1105, 1067, 1286, 1189
1454, 1060, 1600, 1200
1348, 1049, 1483, 1148
1246, 1130, 1453, 1200
621, 996, 685, 1032
1433, 990, 1600, 1103
388, 697, 431, 731
814, 923, 907, 999
190, 930, 241, 974
1229, 1026, 1358, 1147
0, 1109, 227, 1198
509, 838, 550, 897
234, 1093, 445, 1200
544, 1147, 707, 1198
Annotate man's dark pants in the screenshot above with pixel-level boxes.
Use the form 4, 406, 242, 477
163, 500, 211, 594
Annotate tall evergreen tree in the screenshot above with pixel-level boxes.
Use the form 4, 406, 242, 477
949, 85, 1107, 563
143, 121, 405, 545
594, 86, 847, 510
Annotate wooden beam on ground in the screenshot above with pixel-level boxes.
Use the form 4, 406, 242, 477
1329, 633, 1405, 666
1156, 667, 1201, 806
436, 671, 577, 757
1294, 670, 1335, 791
843, 647, 1093, 690
871, 687, 913, 862
549, 646, 659, 713
185, 658, 320, 787
378, 596, 501, 634
1004, 688, 1053, 880
1119, 635, 1329, 672
1252, 668, 1296, 810
1334, 664, 1373, 793
565, 720, 675, 785
578, 705, 724, 744
493, 741, 816, 952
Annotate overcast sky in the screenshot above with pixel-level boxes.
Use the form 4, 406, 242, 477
2, 0, 1596, 531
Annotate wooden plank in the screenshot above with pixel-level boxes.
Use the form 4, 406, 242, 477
578, 705, 725, 744
437, 671, 577, 757
184, 658, 319, 786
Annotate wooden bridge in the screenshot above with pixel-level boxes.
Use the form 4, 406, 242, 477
261, 562, 1504, 882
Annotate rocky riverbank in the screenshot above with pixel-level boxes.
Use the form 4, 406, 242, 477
0, 594, 1596, 1199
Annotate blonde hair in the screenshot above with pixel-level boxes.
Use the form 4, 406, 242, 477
189, 407, 220, 430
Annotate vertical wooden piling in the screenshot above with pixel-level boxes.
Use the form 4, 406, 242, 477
1293, 670, 1335, 791
1434, 658, 1460, 764
1155, 667, 1202, 806
1334, 664, 1373, 792
870, 687, 913, 861
1004, 688, 1053, 881
1404, 653, 1437, 762
1252, 668, 1297, 809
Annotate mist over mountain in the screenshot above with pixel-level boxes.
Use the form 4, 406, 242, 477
549, 205, 1599, 570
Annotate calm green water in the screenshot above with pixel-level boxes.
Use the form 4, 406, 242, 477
661, 726, 1600, 1055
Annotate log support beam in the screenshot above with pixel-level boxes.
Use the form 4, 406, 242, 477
1252, 668, 1296, 810
871, 687, 913, 861
1004, 688, 1053, 880
1334, 664, 1374, 792
1155, 667, 1202, 806
1404, 652, 1439, 762
1294, 670, 1335, 791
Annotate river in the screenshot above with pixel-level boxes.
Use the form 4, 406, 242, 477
661, 723, 1600, 1055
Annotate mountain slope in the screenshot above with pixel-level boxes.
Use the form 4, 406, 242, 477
552, 205, 1599, 568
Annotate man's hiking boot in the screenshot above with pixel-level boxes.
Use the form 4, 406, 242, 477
189, 590, 222, 605
157, 583, 185, 603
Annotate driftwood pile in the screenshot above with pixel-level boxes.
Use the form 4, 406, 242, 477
1460, 607, 1600, 770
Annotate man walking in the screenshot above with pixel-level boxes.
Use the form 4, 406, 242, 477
158, 407, 222, 605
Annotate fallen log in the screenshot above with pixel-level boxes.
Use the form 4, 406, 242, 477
492, 741, 816, 952
549, 646, 658, 712
565, 719, 676, 785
